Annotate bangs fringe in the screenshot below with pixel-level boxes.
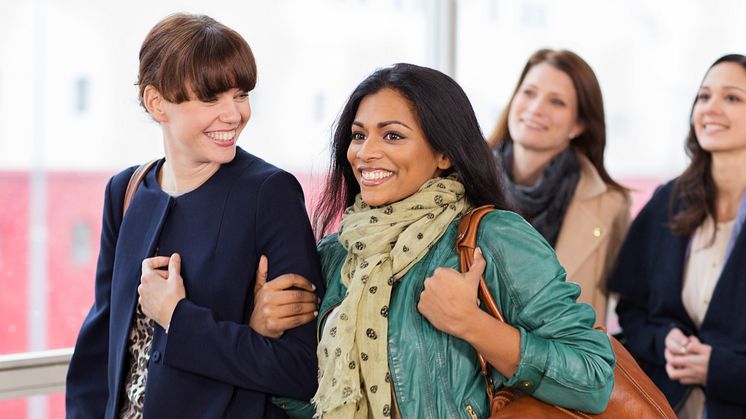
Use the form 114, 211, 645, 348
158, 26, 256, 103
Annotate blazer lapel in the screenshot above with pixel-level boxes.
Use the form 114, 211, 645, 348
108, 170, 172, 400
701, 224, 746, 331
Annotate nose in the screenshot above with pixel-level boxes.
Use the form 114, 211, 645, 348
524, 96, 546, 116
356, 137, 383, 161
218, 97, 244, 124
701, 96, 723, 115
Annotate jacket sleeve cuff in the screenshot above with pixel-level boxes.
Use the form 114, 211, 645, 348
706, 346, 746, 404
502, 326, 549, 395
163, 298, 190, 351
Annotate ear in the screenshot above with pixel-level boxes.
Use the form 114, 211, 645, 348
436, 153, 453, 171
569, 120, 585, 140
143, 85, 168, 123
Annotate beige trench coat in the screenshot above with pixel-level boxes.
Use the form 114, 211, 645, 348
554, 153, 630, 326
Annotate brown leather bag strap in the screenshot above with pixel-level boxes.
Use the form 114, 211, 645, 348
122, 159, 159, 217
456, 204, 507, 394
456, 205, 505, 322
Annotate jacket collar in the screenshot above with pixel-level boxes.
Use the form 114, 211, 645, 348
554, 153, 608, 278
573, 152, 608, 201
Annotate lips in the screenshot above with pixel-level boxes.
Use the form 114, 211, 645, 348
520, 118, 547, 130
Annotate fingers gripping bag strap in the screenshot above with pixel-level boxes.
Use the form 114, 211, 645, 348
456, 205, 502, 396
455, 206, 677, 418
122, 159, 159, 217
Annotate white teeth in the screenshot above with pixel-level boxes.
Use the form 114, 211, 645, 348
361, 170, 393, 180
206, 130, 236, 141
703, 123, 726, 132
522, 119, 544, 129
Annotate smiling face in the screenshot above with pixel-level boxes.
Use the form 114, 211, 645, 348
346, 88, 452, 207
507, 62, 584, 155
148, 87, 251, 166
693, 62, 746, 155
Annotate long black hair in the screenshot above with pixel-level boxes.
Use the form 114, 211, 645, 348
314, 63, 512, 238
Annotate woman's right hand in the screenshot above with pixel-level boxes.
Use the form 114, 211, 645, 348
249, 255, 319, 338
664, 327, 711, 385
664, 327, 690, 356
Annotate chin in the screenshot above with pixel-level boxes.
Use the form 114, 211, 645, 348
211, 147, 237, 164
360, 192, 391, 208
361, 197, 385, 207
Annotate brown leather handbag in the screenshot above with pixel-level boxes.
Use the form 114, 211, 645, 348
456, 205, 676, 418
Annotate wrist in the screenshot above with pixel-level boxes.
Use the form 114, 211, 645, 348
459, 305, 491, 343
161, 296, 184, 330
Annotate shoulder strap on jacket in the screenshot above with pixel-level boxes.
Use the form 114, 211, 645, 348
122, 159, 159, 217
456, 204, 503, 322
456, 204, 505, 391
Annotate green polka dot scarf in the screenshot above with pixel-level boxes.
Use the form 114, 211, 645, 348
312, 176, 468, 418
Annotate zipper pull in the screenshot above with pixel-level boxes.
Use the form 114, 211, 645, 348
465, 404, 478, 419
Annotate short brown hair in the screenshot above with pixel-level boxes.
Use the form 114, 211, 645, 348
488, 48, 624, 192
137, 13, 257, 108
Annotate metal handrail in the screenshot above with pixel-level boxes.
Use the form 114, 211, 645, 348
0, 347, 73, 400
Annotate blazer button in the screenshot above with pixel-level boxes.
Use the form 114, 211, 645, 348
152, 350, 161, 363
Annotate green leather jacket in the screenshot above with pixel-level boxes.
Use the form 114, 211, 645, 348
277, 210, 615, 418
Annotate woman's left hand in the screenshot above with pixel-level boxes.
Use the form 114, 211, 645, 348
417, 248, 485, 339
664, 335, 712, 385
138, 253, 187, 330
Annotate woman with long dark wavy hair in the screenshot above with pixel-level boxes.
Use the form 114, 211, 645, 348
608, 54, 746, 418
259, 63, 615, 418
488, 49, 630, 326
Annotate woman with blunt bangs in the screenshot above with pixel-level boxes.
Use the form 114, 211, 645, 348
608, 54, 746, 418
262, 63, 615, 418
488, 49, 631, 327
66, 13, 322, 419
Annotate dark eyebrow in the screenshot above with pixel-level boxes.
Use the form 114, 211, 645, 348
520, 83, 569, 99
724, 85, 746, 94
699, 85, 746, 95
352, 120, 413, 130
378, 120, 412, 130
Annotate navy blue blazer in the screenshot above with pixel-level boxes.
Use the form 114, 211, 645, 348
66, 148, 324, 418
607, 180, 746, 418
